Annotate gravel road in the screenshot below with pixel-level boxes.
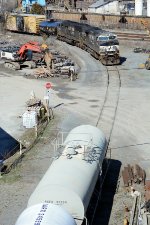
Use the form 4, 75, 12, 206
0, 33, 150, 225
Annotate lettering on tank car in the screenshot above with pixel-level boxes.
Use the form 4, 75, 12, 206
34, 204, 48, 225
56, 200, 67, 204
44, 200, 67, 205
45, 200, 54, 203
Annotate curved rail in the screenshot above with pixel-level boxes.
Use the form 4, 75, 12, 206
96, 66, 121, 146
89, 66, 121, 225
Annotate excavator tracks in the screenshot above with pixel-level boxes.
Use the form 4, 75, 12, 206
4, 62, 20, 70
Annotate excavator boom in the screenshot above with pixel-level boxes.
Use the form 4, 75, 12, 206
18, 42, 42, 59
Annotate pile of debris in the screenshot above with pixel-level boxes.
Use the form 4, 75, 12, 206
23, 91, 47, 128
133, 47, 150, 53
145, 180, 150, 201
0, 39, 78, 80
122, 164, 145, 187
34, 49, 77, 80
0, 40, 20, 52
34, 67, 51, 79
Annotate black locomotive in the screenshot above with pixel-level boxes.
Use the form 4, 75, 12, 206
39, 20, 120, 66
57, 20, 120, 66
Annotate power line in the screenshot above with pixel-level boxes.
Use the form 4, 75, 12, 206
111, 142, 150, 150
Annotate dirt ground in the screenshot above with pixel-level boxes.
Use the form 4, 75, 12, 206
0, 32, 150, 225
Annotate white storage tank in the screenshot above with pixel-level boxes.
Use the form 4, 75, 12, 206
15, 203, 77, 225
28, 125, 107, 224
23, 110, 37, 128
147, 0, 150, 16
135, 0, 143, 15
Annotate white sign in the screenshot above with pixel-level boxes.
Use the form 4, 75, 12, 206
44, 96, 49, 100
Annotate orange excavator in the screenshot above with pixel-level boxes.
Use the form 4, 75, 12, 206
18, 42, 41, 59
3, 41, 52, 70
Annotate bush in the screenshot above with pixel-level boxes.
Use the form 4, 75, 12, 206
30, 3, 45, 15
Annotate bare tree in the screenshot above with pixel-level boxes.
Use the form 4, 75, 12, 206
0, 0, 17, 34
0, 0, 17, 12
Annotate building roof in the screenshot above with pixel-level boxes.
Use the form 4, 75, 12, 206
9, 13, 45, 18
39, 20, 62, 27
88, 0, 114, 8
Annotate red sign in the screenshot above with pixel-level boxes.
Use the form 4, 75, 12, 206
45, 82, 52, 89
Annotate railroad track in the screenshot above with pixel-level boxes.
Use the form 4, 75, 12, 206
7, 29, 150, 42
96, 66, 121, 146
88, 66, 121, 225
116, 32, 150, 41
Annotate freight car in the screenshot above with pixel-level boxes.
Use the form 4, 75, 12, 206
15, 125, 107, 225
6, 15, 119, 65
6, 13, 46, 34
39, 19, 62, 35
57, 20, 120, 65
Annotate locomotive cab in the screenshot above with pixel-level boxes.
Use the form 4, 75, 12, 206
97, 34, 119, 50
97, 34, 120, 65
57, 20, 120, 66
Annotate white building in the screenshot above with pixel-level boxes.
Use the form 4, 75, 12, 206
88, 0, 150, 16
88, 0, 120, 14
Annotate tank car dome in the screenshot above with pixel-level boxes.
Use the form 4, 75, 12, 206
15, 203, 76, 225
64, 124, 106, 148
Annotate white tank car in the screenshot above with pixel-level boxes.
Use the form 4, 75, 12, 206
15, 125, 107, 225
15, 203, 77, 225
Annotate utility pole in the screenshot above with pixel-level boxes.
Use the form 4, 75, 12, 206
45, 0, 47, 19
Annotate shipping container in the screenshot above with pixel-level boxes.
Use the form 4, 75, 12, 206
6, 14, 17, 31
6, 13, 46, 34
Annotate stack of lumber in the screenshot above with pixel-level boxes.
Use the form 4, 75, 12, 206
122, 164, 145, 187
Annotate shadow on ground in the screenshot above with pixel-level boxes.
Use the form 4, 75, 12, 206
0, 127, 20, 161
120, 57, 127, 64
87, 159, 122, 225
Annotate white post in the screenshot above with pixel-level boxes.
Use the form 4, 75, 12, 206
46, 98, 50, 122
44, 83, 52, 121
46, 89, 51, 121
62, 132, 63, 145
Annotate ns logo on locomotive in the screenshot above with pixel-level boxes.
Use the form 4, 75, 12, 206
40, 20, 120, 66
15, 125, 107, 225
